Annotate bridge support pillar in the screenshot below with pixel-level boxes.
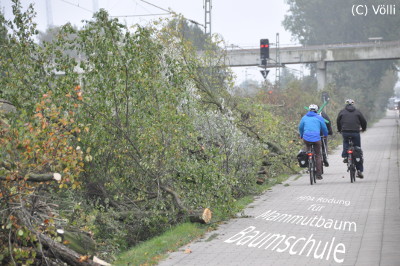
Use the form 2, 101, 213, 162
316, 61, 326, 91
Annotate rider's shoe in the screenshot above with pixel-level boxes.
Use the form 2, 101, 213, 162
323, 160, 329, 167
343, 157, 348, 163
357, 170, 364, 179
316, 175, 323, 180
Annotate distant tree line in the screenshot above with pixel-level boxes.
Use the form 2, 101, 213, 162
283, 0, 400, 121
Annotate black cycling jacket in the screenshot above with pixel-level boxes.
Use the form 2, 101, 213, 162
336, 105, 367, 132
321, 111, 333, 135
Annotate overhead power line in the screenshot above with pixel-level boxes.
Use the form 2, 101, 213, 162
139, 0, 205, 29
57, 0, 169, 20
57, 0, 93, 13
139, 0, 172, 14
110, 13, 170, 18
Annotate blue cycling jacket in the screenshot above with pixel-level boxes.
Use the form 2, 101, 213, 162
298, 111, 328, 142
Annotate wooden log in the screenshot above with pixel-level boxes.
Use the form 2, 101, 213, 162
37, 233, 96, 266
93, 256, 111, 266
59, 230, 96, 256
0, 173, 61, 182
15, 210, 102, 266
161, 185, 212, 224
188, 208, 212, 224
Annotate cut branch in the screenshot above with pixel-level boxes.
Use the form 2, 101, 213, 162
160, 185, 188, 212
237, 124, 285, 155
0, 173, 61, 182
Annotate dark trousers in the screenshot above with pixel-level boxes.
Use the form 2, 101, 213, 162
303, 140, 323, 176
341, 132, 363, 172
321, 136, 328, 162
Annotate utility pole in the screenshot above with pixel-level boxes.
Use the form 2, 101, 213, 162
45, 0, 53, 28
275, 33, 281, 89
204, 0, 212, 36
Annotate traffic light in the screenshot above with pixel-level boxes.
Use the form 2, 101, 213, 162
260, 39, 269, 65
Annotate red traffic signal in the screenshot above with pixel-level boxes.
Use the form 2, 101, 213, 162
260, 39, 269, 65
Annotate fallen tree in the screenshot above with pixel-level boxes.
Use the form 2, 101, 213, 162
5, 203, 107, 266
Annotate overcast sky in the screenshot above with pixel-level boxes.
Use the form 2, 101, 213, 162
1, 0, 300, 84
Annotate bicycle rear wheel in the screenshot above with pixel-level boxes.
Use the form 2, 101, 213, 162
348, 155, 356, 183
350, 165, 356, 183
313, 157, 317, 184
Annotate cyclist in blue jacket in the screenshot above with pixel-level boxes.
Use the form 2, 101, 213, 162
299, 104, 329, 179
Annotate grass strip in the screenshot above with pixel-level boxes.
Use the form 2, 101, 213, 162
113, 174, 291, 265
113, 223, 206, 266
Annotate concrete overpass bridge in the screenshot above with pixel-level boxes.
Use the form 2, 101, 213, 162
225, 40, 400, 89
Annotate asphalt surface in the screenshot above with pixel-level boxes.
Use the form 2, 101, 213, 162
158, 111, 400, 266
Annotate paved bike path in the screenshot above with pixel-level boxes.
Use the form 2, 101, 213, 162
158, 111, 400, 266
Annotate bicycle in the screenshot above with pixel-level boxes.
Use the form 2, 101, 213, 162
346, 137, 356, 183
307, 143, 317, 185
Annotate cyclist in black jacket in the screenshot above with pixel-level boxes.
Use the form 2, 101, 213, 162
336, 99, 367, 178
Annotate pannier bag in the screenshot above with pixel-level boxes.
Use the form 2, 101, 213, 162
353, 146, 363, 163
297, 150, 308, 168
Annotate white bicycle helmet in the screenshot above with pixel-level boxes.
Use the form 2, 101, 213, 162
345, 99, 355, 105
309, 104, 318, 112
